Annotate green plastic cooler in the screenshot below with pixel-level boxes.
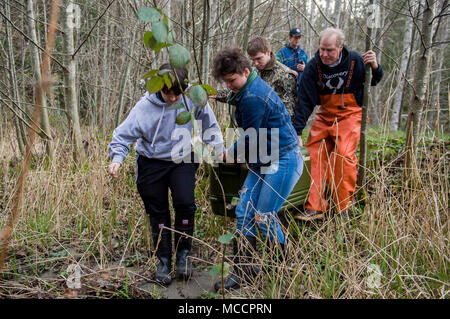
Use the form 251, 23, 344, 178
209, 147, 311, 218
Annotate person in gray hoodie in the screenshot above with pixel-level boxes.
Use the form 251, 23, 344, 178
108, 63, 224, 285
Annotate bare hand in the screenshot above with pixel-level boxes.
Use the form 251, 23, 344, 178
109, 162, 121, 178
297, 62, 305, 72
362, 50, 378, 70
209, 95, 217, 99
298, 136, 303, 147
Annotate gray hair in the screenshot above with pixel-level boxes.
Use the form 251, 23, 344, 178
319, 28, 345, 47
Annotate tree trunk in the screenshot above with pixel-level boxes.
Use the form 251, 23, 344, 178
334, 0, 341, 28
27, 0, 53, 158
4, 1, 27, 155
356, 0, 374, 193
242, 0, 255, 52
390, 15, 413, 130
115, 25, 137, 127
63, 1, 84, 162
200, 0, 211, 83
404, 0, 434, 175
427, 0, 447, 130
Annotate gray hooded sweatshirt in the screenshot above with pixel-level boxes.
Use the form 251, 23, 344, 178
108, 92, 224, 164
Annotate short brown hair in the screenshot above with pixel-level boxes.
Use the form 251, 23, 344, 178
159, 63, 189, 95
212, 47, 252, 80
247, 37, 271, 56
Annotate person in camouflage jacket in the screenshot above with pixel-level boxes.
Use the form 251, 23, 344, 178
214, 37, 298, 118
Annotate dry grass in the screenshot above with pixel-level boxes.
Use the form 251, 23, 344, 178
0, 125, 448, 299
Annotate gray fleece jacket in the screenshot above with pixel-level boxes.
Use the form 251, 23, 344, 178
108, 92, 224, 164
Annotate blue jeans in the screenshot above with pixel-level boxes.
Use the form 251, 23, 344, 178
234, 148, 303, 244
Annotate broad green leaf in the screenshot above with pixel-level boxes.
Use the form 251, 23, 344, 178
209, 262, 230, 277
141, 69, 159, 79
143, 31, 152, 47
162, 73, 172, 89
218, 233, 234, 244
189, 85, 208, 107
169, 102, 185, 110
148, 38, 171, 52
146, 76, 164, 94
200, 84, 217, 96
175, 111, 192, 125
152, 21, 168, 43
137, 7, 161, 23
169, 44, 191, 69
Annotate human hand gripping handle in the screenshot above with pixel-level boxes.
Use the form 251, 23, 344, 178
108, 162, 121, 179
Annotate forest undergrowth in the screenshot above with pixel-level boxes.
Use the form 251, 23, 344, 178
0, 126, 448, 299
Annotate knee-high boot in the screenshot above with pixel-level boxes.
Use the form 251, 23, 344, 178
152, 224, 173, 285
174, 220, 194, 280
214, 235, 260, 292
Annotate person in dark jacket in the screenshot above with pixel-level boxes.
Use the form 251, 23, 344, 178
211, 47, 303, 292
276, 27, 309, 87
293, 28, 384, 221
216, 37, 298, 118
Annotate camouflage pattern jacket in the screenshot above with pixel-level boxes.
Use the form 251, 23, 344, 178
216, 53, 298, 117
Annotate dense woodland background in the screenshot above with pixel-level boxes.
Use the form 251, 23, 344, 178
0, 0, 448, 299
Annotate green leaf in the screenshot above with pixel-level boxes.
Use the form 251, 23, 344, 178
148, 38, 171, 52
209, 262, 230, 277
137, 7, 161, 23
218, 233, 234, 244
231, 197, 240, 206
163, 14, 169, 26
141, 69, 159, 79
157, 69, 172, 76
200, 84, 217, 96
189, 85, 208, 107
162, 73, 172, 89
169, 44, 191, 69
169, 102, 185, 110
152, 21, 168, 43
143, 31, 153, 47
146, 76, 165, 94
175, 111, 192, 125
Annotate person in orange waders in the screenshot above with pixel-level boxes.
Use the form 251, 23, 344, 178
292, 28, 384, 221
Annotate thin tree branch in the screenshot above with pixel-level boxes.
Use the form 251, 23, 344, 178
286, 0, 319, 37
0, 9, 67, 72
310, 0, 336, 27
0, 98, 50, 140
0, 87, 52, 139
348, 0, 418, 98
72, 0, 117, 58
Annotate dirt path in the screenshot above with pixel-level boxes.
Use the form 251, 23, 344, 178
138, 270, 218, 299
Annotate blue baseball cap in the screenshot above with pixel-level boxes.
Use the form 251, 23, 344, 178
289, 27, 302, 36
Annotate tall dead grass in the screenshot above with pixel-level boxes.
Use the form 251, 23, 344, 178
0, 125, 448, 298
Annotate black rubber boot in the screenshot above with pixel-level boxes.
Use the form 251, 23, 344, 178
175, 249, 192, 280
174, 219, 194, 280
214, 235, 259, 292
152, 226, 173, 285
155, 256, 172, 285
